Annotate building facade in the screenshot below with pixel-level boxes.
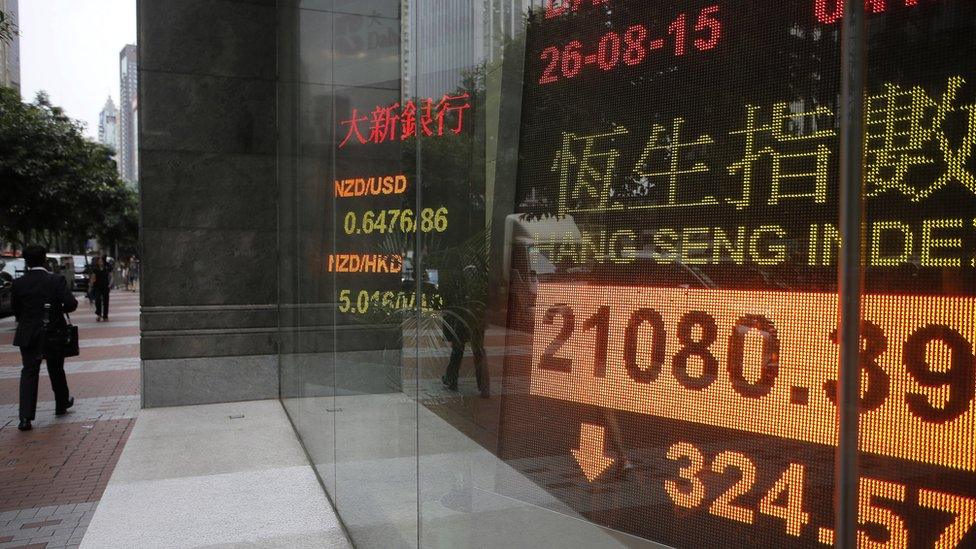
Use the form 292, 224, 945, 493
402, 0, 545, 100
118, 44, 138, 186
97, 96, 119, 154
139, 1, 976, 547
0, 0, 19, 93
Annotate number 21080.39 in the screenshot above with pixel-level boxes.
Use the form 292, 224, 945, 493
539, 6, 722, 85
539, 303, 975, 424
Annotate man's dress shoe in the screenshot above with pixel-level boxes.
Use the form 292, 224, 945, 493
55, 396, 75, 416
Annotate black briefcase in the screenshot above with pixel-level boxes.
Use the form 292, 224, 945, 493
45, 313, 80, 358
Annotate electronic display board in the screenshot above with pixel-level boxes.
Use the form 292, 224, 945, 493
498, 1, 976, 547
331, 91, 473, 325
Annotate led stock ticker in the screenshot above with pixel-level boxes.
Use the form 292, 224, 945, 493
815, 0, 926, 24
657, 444, 976, 547
342, 208, 449, 236
538, 5, 722, 85
505, 0, 975, 545
538, 0, 936, 85
530, 284, 976, 471
329, 170, 450, 316
337, 289, 441, 316
529, 284, 976, 543
545, 0, 929, 25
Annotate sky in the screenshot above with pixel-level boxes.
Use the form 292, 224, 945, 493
19, 0, 137, 140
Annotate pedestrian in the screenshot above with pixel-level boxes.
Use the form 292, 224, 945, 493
84, 255, 95, 306
439, 264, 489, 398
11, 244, 78, 431
120, 259, 130, 291
90, 255, 112, 321
127, 255, 139, 291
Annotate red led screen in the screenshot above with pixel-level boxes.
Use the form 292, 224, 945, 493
499, 0, 976, 547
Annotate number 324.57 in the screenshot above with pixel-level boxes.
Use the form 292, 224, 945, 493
664, 441, 975, 548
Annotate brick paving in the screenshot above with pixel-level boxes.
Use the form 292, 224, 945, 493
0, 396, 140, 430
0, 291, 140, 549
0, 358, 140, 381
0, 345, 141, 367
0, 371, 139, 406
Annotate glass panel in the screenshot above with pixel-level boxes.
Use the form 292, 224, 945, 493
277, 1, 338, 499
333, 79, 419, 548
332, 2, 420, 547
278, 2, 418, 547
414, 1, 846, 547
858, 3, 976, 549
279, 0, 976, 547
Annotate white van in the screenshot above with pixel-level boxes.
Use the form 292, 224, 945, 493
46, 253, 76, 291
502, 213, 573, 330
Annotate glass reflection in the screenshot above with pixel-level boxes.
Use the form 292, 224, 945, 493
278, 1, 976, 547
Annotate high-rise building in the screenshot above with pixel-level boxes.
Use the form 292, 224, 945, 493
118, 44, 138, 186
98, 96, 119, 154
131, 95, 138, 183
0, 0, 20, 93
484, 0, 542, 63
405, 0, 485, 99
403, 0, 543, 99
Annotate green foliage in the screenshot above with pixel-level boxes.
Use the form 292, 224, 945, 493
0, 88, 138, 251
94, 181, 139, 253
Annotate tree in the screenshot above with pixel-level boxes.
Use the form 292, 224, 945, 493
0, 88, 136, 252
94, 184, 139, 255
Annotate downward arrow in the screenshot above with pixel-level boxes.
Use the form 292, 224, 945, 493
572, 423, 615, 482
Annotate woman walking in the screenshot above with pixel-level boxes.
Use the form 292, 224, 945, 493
127, 255, 139, 291
90, 255, 112, 321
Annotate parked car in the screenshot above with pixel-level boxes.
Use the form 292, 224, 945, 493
1, 257, 25, 280
72, 255, 92, 292
0, 259, 12, 317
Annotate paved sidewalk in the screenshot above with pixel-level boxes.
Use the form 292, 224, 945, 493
80, 400, 350, 549
0, 291, 141, 549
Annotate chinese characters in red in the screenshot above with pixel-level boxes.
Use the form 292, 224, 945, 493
339, 93, 471, 148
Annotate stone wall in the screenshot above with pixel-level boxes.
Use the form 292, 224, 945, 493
138, 0, 279, 407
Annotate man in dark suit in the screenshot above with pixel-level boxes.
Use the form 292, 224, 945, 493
12, 245, 78, 431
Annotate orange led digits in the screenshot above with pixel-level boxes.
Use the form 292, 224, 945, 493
918, 490, 976, 548
653, 441, 974, 542
326, 254, 402, 274
857, 478, 908, 548
528, 283, 976, 472
334, 175, 408, 198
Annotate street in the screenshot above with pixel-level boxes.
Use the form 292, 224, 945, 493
0, 291, 139, 549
